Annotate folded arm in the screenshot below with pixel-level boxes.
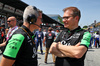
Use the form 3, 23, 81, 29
50, 42, 87, 58
50, 42, 66, 57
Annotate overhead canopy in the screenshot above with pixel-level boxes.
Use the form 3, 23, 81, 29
0, 0, 28, 11
42, 14, 64, 26
0, 0, 64, 27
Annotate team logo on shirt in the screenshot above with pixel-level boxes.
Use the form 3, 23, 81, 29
61, 40, 70, 46
61, 33, 81, 46
72, 33, 80, 38
32, 47, 37, 58
27, 36, 30, 39
49, 33, 52, 36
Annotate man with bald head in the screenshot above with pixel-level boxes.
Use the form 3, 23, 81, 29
0, 16, 18, 49
6, 16, 18, 40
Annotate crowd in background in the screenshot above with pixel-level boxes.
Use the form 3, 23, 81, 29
89, 31, 100, 48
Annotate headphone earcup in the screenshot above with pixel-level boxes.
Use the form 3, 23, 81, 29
27, 15, 37, 24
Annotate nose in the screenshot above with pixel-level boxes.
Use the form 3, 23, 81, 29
7, 22, 9, 24
63, 19, 66, 23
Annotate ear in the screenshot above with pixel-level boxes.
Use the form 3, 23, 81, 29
75, 16, 79, 21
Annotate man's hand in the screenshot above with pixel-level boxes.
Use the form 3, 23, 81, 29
43, 43, 45, 47
75, 42, 80, 47
50, 42, 66, 57
50, 42, 58, 53
51, 42, 58, 49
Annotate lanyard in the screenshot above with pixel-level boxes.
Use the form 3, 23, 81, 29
20, 27, 35, 44
8, 26, 17, 36
7, 26, 18, 41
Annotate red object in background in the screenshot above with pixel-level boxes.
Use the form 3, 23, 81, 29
49, 33, 51, 36
1, 31, 4, 37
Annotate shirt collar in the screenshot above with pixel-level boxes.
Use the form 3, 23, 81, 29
21, 25, 34, 36
65, 26, 82, 33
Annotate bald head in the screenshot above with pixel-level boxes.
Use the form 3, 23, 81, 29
8, 16, 16, 21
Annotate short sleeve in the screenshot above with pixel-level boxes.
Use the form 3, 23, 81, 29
80, 32, 91, 48
3, 34, 25, 59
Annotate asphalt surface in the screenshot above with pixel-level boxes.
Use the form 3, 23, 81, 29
0, 47, 100, 66
85, 47, 100, 66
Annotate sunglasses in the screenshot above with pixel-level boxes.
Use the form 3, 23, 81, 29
7, 21, 11, 22
7, 20, 14, 23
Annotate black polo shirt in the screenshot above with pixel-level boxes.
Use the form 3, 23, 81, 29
55, 26, 91, 66
3, 25, 37, 66
45, 32, 56, 48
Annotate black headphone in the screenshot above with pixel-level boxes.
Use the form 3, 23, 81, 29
27, 6, 38, 24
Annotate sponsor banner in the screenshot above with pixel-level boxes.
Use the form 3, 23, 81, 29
3, 4, 15, 13
15, 9, 23, 16
0, 2, 3, 9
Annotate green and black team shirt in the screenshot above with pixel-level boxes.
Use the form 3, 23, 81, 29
55, 26, 91, 66
3, 25, 37, 66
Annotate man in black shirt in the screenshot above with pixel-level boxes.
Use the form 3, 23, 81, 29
0, 6, 42, 66
43, 27, 56, 63
50, 7, 91, 66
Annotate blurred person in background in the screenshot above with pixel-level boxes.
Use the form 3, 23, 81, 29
43, 27, 56, 63
0, 16, 18, 53
34, 27, 44, 55
94, 31, 100, 48
55, 29, 60, 39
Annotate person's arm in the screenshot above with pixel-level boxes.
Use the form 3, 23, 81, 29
43, 33, 47, 46
54, 33, 56, 40
50, 42, 66, 57
57, 42, 87, 58
34, 31, 38, 38
0, 56, 15, 66
50, 42, 86, 58
0, 41, 6, 47
50, 31, 91, 58
0, 34, 25, 66
42, 32, 44, 39
34, 31, 37, 41
43, 37, 46, 47
54, 37, 56, 40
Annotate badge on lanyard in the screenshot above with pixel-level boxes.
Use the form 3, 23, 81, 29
38, 34, 41, 37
